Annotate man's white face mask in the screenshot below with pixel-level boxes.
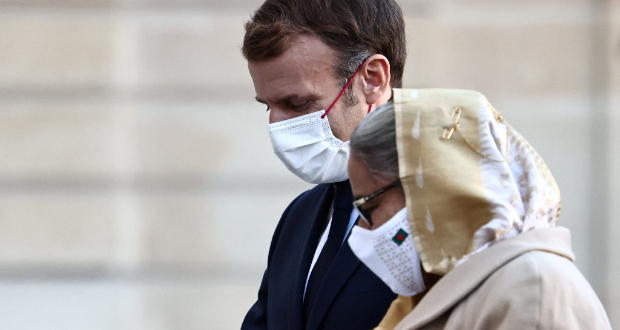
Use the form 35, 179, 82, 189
348, 207, 427, 296
268, 110, 350, 184
267, 64, 371, 184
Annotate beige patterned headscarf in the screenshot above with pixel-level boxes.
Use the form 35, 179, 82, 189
393, 89, 561, 275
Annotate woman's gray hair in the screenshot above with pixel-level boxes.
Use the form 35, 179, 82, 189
350, 102, 399, 180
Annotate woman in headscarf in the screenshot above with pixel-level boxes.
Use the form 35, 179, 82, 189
346, 89, 611, 330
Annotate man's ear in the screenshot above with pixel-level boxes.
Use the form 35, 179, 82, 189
360, 54, 391, 106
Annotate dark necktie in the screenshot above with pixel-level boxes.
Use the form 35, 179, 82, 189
303, 181, 352, 325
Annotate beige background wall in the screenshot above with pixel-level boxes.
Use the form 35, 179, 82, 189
0, 0, 618, 329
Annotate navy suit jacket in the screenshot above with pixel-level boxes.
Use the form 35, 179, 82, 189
241, 182, 397, 330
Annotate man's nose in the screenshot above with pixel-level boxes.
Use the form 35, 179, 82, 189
268, 108, 291, 124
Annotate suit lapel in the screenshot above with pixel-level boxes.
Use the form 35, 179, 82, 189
306, 230, 362, 330
288, 184, 335, 330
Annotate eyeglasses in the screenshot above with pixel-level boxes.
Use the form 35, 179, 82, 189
352, 179, 401, 227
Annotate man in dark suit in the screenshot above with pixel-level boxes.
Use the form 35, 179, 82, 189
241, 0, 407, 329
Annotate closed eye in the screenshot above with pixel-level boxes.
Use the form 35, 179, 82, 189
290, 101, 313, 112
361, 205, 379, 222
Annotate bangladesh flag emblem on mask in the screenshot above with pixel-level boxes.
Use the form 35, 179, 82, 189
392, 229, 408, 246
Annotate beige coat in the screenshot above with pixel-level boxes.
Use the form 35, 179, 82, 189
378, 227, 611, 330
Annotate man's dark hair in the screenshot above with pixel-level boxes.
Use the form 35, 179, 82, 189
242, 0, 406, 89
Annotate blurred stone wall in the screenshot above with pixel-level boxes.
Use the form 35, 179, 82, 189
0, 0, 617, 329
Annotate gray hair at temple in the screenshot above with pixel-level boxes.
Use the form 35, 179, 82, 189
349, 103, 399, 180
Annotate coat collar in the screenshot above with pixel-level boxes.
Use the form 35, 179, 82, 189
395, 227, 574, 330
291, 181, 362, 330
306, 236, 362, 330
289, 183, 335, 330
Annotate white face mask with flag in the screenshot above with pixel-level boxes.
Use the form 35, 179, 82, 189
268, 110, 350, 184
348, 207, 427, 296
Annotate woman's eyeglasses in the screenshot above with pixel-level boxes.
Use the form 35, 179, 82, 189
352, 179, 401, 227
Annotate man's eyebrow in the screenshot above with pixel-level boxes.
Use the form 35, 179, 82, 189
255, 94, 321, 106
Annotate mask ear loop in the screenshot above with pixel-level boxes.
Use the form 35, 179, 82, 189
321, 64, 365, 119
